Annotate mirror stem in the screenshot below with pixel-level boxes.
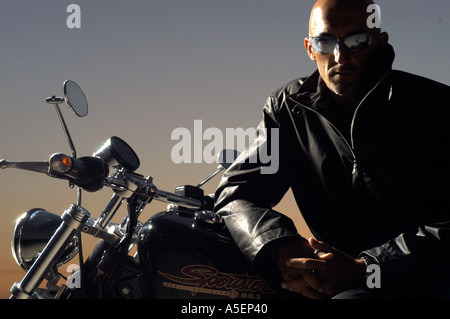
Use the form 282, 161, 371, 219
51, 102, 77, 159
196, 166, 224, 188
46, 96, 83, 206
54, 103, 83, 206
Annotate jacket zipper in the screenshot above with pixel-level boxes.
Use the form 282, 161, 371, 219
288, 99, 358, 174
288, 71, 390, 176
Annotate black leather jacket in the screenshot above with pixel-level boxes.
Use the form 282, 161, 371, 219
214, 45, 450, 292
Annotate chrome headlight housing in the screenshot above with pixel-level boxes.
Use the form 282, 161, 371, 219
11, 208, 79, 271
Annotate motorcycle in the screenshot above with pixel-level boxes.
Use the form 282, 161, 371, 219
1, 81, 288, 300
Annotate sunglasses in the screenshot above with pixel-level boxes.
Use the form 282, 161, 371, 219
309, 32, 373, 54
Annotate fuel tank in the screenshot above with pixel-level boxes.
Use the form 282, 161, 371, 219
137, 209, 283, 299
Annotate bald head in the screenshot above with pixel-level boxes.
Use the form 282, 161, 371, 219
309, 0, 377, 36
304, 0, 388, 107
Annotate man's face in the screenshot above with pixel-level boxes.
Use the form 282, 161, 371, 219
305, 6, 382, 98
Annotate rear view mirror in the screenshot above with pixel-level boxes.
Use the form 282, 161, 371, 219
64, 80, 88, 117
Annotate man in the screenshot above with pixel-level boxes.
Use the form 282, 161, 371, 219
214, 0, 450, 299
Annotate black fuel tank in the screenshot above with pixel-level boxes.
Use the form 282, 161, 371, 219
137, 209, 280, 299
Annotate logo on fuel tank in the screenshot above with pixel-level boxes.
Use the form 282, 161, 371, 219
158, 264, 276, 299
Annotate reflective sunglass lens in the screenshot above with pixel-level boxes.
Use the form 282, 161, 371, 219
344, 33, 372, 51
311, 37, 336, 54
310, 33, 372, 54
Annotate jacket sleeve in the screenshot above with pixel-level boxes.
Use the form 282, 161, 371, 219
213, 94, 300, 270
360, 78, 450, 291
360, 223, 450, 291
361, 184, 450, 289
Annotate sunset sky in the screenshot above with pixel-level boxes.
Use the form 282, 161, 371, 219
0, 0, 448, 298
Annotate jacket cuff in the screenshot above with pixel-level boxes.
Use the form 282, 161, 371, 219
360, 245, 405, 288
253, 232, 303, 282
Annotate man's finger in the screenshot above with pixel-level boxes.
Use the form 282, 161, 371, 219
302, 270, 326, 294
282, 277, 326, 299
309, 237, 331, 250
286, 257, 327, 271
309, 237, 334, 260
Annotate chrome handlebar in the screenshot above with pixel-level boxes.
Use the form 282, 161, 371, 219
1, 154, 204, 211
104, 169, 203, 209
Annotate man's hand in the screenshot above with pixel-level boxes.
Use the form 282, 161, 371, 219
277, 238, 332, 299
281, 238, 366, 297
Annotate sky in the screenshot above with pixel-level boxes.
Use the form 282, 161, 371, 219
0, 0, 449, 298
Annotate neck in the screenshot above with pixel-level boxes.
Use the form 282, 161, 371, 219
331, 93, 360, 114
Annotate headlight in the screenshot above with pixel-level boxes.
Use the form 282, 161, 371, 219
11, 208, 79, 271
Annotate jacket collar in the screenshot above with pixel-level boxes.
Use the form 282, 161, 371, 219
289, 44, 396, 113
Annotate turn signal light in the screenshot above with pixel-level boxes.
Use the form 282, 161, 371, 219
62, 156, 72, 167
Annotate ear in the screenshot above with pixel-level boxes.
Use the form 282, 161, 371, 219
304, 37, 317, 61
373, 32, 389, 55
378, 31, 389, 45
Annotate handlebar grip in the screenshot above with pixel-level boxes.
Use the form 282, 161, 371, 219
49, 154, 109, 192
